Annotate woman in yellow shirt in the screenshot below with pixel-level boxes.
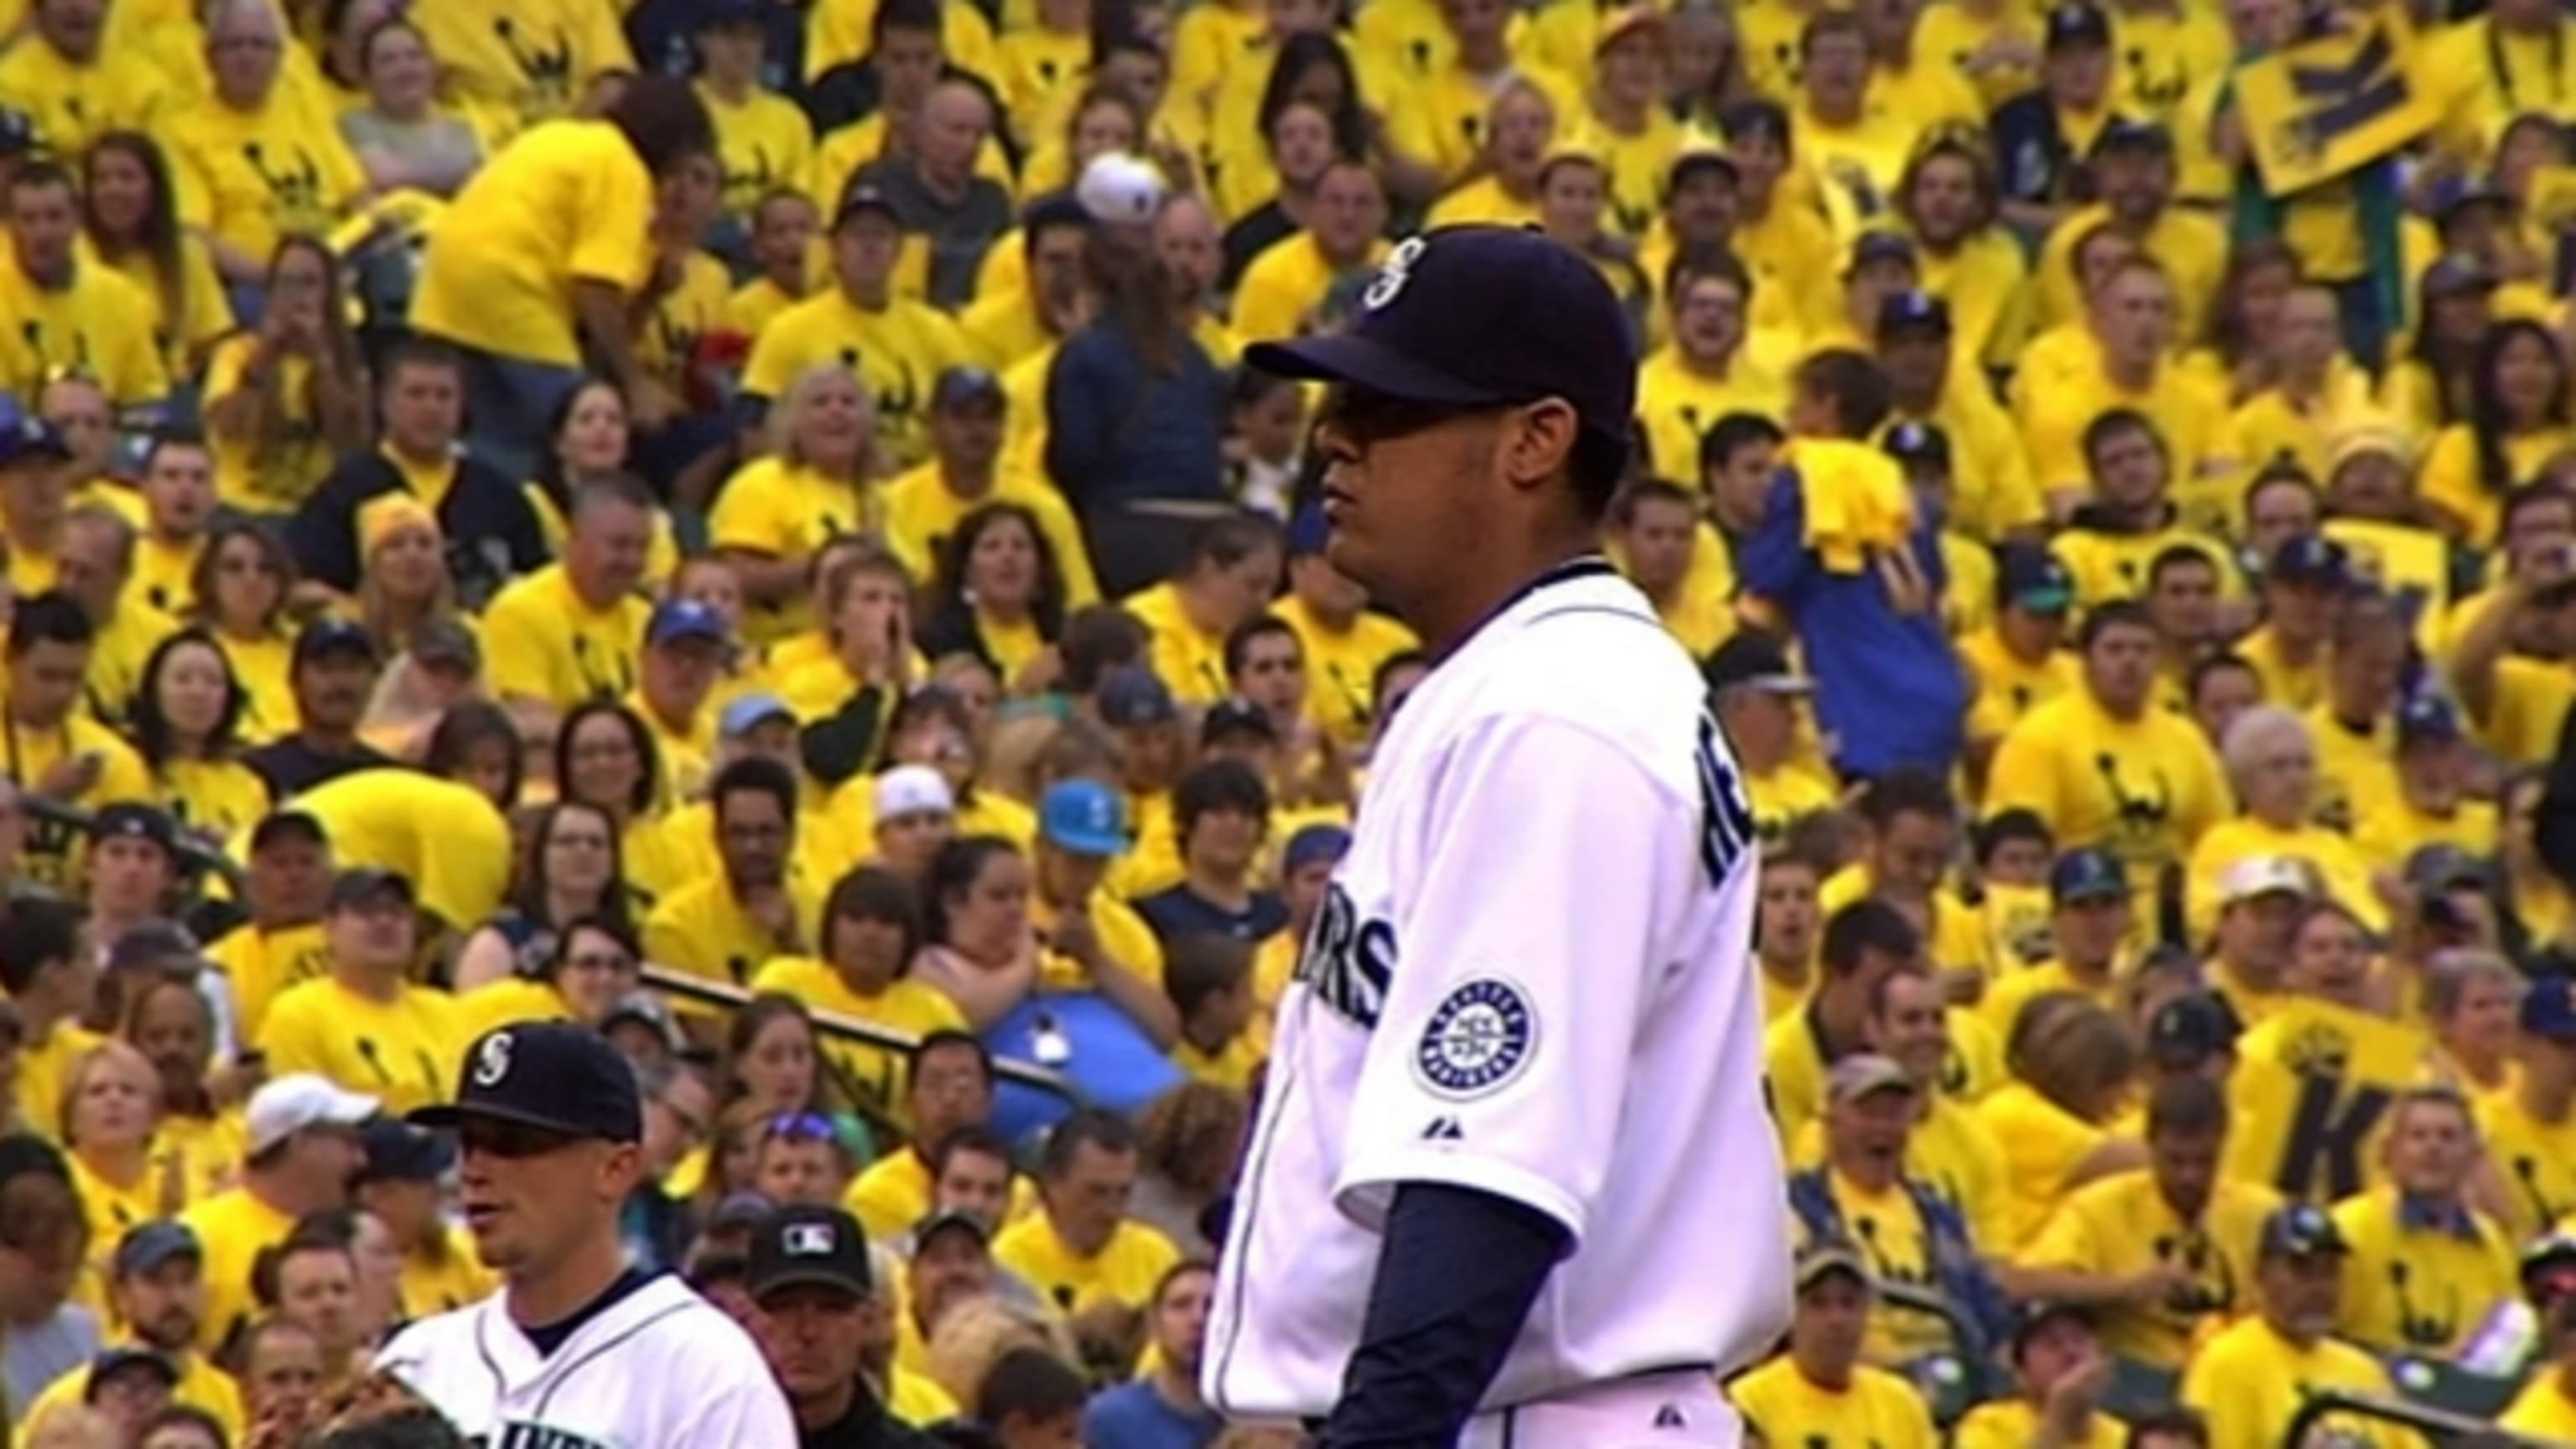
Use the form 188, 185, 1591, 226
130, 629, 275, 849
187, 522, 301, 743
2381, 257, 2498, 438
915, 502, 1068, 689
80, 132, 233, 379
200, 236, 373, 516
711, 364, 896, 643
715, 995, 873, 1161
61, 1040, 197, 1305
2184, 704, 2380, 941
2420, 318, 2576, 542
2425, 950, 2522, 1100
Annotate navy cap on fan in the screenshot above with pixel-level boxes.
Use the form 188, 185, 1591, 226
2045, 2, 2112, 49
410, 1022, 644, 1142
1876, 289, 1950, 340
1244, 226, 1639, 452
1883, 420, 1950, 470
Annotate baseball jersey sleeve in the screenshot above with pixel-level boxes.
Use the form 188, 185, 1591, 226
1332, 715, 1697, 1250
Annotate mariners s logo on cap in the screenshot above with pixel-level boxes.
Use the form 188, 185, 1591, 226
1364, 236, 1427, 311
472, 1031, 513, 1088
1415, 978, 1537, 1098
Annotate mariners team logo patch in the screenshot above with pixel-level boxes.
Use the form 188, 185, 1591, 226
1415, 979, 1536, 1098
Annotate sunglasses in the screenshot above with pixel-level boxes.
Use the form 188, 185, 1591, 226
762, 1111, 836, 1145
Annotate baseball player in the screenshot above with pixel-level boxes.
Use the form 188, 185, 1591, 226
1203, 225, 1793, 1447
377, 1022, 797, 1446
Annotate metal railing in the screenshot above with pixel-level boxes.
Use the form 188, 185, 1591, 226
2283, 1384, 2569, 1449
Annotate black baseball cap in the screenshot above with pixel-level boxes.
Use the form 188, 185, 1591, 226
2011, 1300, 2095, 1358
2147, 991, 2241, 1068
91, 802, 177, 855
2090, 118, 2174, 159
1668, 146, 1740, 192
410, 1022, 644, 1142
2396, 693, 2466, 749
834, 181, 901, 231
2049, 847, 2127, 904
746, 1204, 873, 1303
914, 1208, 994, 1251
2258, 1202, 2349, 1260
294, 616, 379, 668
2045, 2, 2112, 49
1997, 543, 2075, 615
1704, 631, 1812, 696
1883, 420, 1950, 470
2404, 842, 2493, 895
328, 867, 415, 914
695, 0, 766, 29
359, 1116, 456, 1183
1201, 698, 1278, 747
1845, 230, 1916, 277
1877, 289, 1951, 341
249, 808, 328, 854
1244, 226, 1638, 455
2267, 534, 2352, 589
2423, 254, 2501, 300
932, 366, 1005, 413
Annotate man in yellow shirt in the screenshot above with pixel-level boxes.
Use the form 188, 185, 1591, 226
2504, 1236, 2576, 1440
1636, 250, 1792, 482
6, 591, 158, 891
1707, 634, 1836, 846
1, 895, 101, 1145
182, 1072, 375, 1353
257, 869, 465, 1117
643, 755, 824, 1015
882, 366, 1101, 605
55, 505, 179, 730
1961, 546, 2083, 762
352, 1118, 494, 1321
1727, 1241, 1940, 1449
0, 160, 170, 413
1232, 160, 1392, 344
1270, 507, 1420, 750
2329, 1085, 2518, 1357
1983, 849, 2132, 1039
991, 1108, 1183, 1314
1950, 1301, 2125, 1449
482, 475, 658, 722
21, 1221, 247, 1439
2478, 975, 2576, 1242
845, 1032, 1035, 1239
1614, 480, 1735, 657
2179, 1203, 2416, 1449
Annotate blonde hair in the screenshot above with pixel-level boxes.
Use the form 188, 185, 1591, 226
766, 363, 883, 476
924, 1294, 1077, 1410
60, 1037, 164, 1144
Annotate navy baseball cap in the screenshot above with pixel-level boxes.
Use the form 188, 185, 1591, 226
1997, 544, 2075, 615
2148, 992, 2241, 1068
328, 866, 414, 914
1668, 145, 1740, 192
358, 1116, 456, 1183
834, 181, 901, 231
1244, 226, 1639, 453
2267, 534, 2351, 589
1883, 420, 1950, 470
2259, 1202, 2349, 1259
249, 808, 327, 854
2045, 2, 2112, 49
746, 1204, 872, 1302
91, 802, 177, 855
411, 1022, 644, 1142
1097, 666, 1179, 727
0, 107, 34, 160
86, 1348, 179, 1396
2049, 848, 2128, 905
293, 616, 379, 667
695, 0, 766, 28
2396, 693, 2466, 748
2423, 254, 2501, 300
1202, 698, 1277, 747
112, 1221, 200, 1280
2405, 842, 2492, 895
1703, 631, 1812, 696
2432, 175, 2511, 221
1283, 823, 1351, 874
1845, 230, 1916, 277
0, 397, 70, 470
1039, 778, 1130, 857
2525, 975, 2576, 1041
2090, 118, 2174, 158
647, 598, 728, 649
915, 1207, 994, 1250
2011, 1300, 2095, 1358
1877, 289, 1951, 340
932, 366, 1005, 413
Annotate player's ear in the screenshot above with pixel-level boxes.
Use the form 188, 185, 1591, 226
1501, 398, 1580, 493
599, 1140, 648, 1197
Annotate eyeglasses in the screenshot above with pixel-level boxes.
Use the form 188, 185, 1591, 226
762, 1111, 836, 1145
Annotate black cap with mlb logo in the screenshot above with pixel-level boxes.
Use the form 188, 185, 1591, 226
746, 1204, 873, 1304
409, 1022, 642, 1143
1243, 225, 1639, 454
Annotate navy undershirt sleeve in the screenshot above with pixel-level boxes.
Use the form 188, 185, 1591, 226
1318, 1182, 1573, 1448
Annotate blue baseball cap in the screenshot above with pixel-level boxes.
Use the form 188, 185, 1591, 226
2528, 975, 2576, 1042
2396, 693, 2465, 748
0, 396, 69, 470
2267, 533, 2352, 589
1883, 419, 1950, 470
1283, 823, 1352, 874
112, 1221, 200, 1280
1244, 226, 1638, 453
1038, 778, 1130, 857
1097, 666, 1178, 728
1877, 289, 1951, 340
411, 1022, 643, 1142
2049, 847, 2128, 904
719, 691, 794, 739
1997, 543, 2075, 615
647, 598, 728, 649
2259, 1202, 2349, 1259
1846, 230, 1916, 277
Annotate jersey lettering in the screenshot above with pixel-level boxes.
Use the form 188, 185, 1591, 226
480, 1427, 614, 1449
2277, 1072, 2393, 1200
1295, 882, 1395, 1028
1696, 709, 1756, 887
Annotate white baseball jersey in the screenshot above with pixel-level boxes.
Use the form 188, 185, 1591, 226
1204, 560, 1792, 1420
376, 1272, 798, 1448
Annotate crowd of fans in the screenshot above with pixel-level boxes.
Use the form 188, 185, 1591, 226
7, 0, 2576, 1442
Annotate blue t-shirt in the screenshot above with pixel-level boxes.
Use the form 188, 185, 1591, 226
1079, 1381, 1223, 1449
1135, 885, 1290, 945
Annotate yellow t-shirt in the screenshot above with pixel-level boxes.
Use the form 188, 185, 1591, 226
2476, 1091, 2576, 1243
412, 0, 632, 137
2183, 815, 2382, 943
700, 83, 815, 220
880, 462, 1102, 607
2021, 1168, 2278, 1369
0, 258, 173, 409
257, 976, 465, 1116
13, 1023, 102, 1146
1727, 1354, 1939, 1449
399, 1225, 498, 1319
1121, 581, 1233, 706
1268, 594, 1420, 750
2502, 1371, 2576, 1442
745, 956, 968, 1123
206, 920, 330, 1046
1958, 628, 2084, 746
740, 288, 976, 466
481, 564, 653, 711
411, 120, 657, 366
2418, 423, 2575, 542
2224, 996, 2431, 1202
2179, 1316, 2418, 1449
843, 1148, 1039, 1243
2048, 523, 2236, 614
179, 1185, 298, 1353
991, 1214, 1182, 1312
2023, 362, 2245, 532
1384, 61, 1584, 188
2033, 206, 2228, 342
1232, 233, 1389, 344
159, 91, 366, 267
86, 233, 233, 380
21, 1343, 244, 1442
2304, 706, 2401, 836
1634, 344, 1792, 484
262, 770, 514, 932
0, 37, 165, 159
641, 874, 828, 1010
1955, 1400, 2125, 1449
1984, 689, 2230, 915
2329, 1187, 2517, 1357
1171, 1031, 1264, 1093
1763, 1005, 2006, 1147
639, 249, 736, 397
213, 627, 299, 745
203, 337, 337, 513
7, 714, 159, 891
159, 756, 275, 850
1974, 1080, 2117, 1253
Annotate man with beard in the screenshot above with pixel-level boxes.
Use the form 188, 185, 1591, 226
1081, 1260, 1223, 1448
19, 1221, 243, 1438
243, 621, 395, 798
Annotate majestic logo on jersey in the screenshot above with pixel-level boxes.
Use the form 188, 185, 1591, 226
1363, 236, 1427, 311
1695, 709, 1757, 887
470, 1426, 615, 1449
1296, 883, 1395, 1028
471, 1031, 513, 1088
1414, 978, 1536, 1098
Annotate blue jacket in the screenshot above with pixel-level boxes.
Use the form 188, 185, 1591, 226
1737, 468, 1966, 777
1043, 322, 1227, 514
1785, 1165, 2014, 1366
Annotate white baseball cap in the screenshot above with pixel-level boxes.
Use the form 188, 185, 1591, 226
874, 765, 955, 822
247, 1074, 379, 1155
2220, 854, 2314, 907
1076, 152, 1166, 225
